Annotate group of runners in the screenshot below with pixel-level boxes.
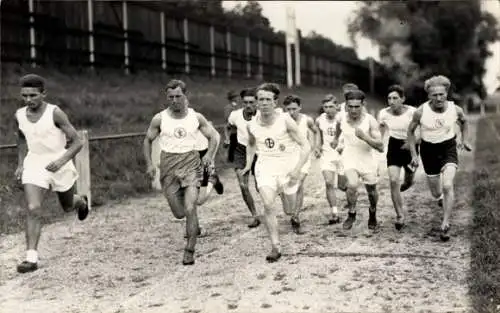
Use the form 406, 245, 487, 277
12, 73, 471, 272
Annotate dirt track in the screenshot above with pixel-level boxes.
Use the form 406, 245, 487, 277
0, 118, 477, 313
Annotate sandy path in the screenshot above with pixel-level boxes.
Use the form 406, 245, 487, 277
0, 118, 478, 313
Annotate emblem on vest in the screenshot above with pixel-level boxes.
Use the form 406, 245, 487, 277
279, 144, 286, 151
327, 127, 335, 136
174, 127, 187, 138
264, 138, 275, 148
433, 118, 445, 129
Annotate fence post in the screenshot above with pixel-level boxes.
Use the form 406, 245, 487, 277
28, 0, 36, 68
160, 11, 167, 71
87, 0, 95, 69
258, 39, 263, 80
75, 130, 92, 211
246, 35, 251, 78
183, 18, 190, 74
122, 0, 130, 75
226, 29, 232, 78
209, 25, 216, 77
294, 34, 301, 86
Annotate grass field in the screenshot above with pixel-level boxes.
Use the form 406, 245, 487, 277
0, 64, 385, 235
469, 115, 500, 313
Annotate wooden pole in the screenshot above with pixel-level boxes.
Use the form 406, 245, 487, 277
210, 25, 216, 77
28, 0, 36, 68
183, 18, 190, 74
257, 39, 263, 80
160, 11, 167, 71
87, 0, 95, 69
226, 29, 232, 78
246, 35, 251, 78
122, 0, 129, 75
75, 130, 92, 211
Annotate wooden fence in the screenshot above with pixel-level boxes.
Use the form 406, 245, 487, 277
1, 0, 371, 90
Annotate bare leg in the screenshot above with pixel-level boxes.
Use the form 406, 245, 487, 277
56, 185, 89, 220
343, 170, 360, 230
258, 186, 282, 262
387, 166, 405, 229
235, 169, 259, 227
440, 165, 458, 241
182, 186, 201, 265
322, 170, 340, 223
365, 183, 379, 230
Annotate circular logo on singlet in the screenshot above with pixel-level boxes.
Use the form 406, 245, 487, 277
174, 127, 187, 138
279, 144, 286, 151
327, 127, 335, 136
434, 119, 445, 128
264, 138, 275, 148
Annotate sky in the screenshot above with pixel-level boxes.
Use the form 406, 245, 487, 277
223, 0, 500, 94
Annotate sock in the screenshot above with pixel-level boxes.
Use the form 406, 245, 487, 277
436, 194, 443, 200
331, 206, 338, 215
26, 250, 38, 263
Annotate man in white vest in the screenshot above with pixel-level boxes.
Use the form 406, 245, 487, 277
407, 75, 471, 241
14, 74, 90, 273
143, 79, 220, 265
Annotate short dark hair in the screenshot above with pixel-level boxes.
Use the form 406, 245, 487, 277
345, 89, 366, 101
20, 74, 45, 92
227, 90, 239, 101
240, 88, 256, 99
322, 94, 337, 104
388, 84, 405, 98
342, 83, 359, 92
256, 82, 280, 99
164, 79, 186, 93
283, 94, 301, 106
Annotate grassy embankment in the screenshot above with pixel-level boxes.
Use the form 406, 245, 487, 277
0, 64, 385, 234
469, 115, 500, 313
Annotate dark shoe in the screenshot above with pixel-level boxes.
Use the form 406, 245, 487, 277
182, 248, 195, 265
438, 198, 443, 208
440, 225, 451, 242
328, 214, 341, 225
343, 212, 356, 230
248, 218, 261, 228
17, 261, 38, 273
77, 195, 89, 221
394, 216, 405, 231
265, 248, 282, 263
368, 209, 378, 230
290, 217, 305, 235
213, 173, 224, 195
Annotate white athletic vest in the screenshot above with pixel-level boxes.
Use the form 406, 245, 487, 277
16, 104, 67, 156
228, 108, 251, 146
420, 101, 457, 143
249, 112, 296, 160
340, 113, 376, 157
378, 105, 416, 140
296, 114, 310, 140
316, 113, 339, 152
194, 129, 208, 151
158, 108, 200, 153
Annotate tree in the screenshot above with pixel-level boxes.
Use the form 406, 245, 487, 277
227, 1, 272, 31
348, 0, 499, 104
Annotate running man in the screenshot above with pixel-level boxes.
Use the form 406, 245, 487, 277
283, 94, 319, 232
143, 79, 220, 265
332, 89, 384, 230
240, 83, 310, 262
224, 90, 241, 162
227, 87, 260, 228
407, 75, 471, 241
14, 74, 89, 273
315, 94, 345, 224
378, 85, 418, 230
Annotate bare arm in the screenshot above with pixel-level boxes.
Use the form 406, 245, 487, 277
197, 113, 220, 162
307, 117, 319, 150
15, 118, 27, 168
225, 111, 236, 144
366, 117, 385, 153
407, 106, 423, 159
143, 113, 161, 168
455, 105, 469, 146
53, 107, 84, 164
285, 114, 311, 173
242, 124, 257, 172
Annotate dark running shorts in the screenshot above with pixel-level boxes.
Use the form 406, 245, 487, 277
227, 133, 238, 162
233, 143, 257, 175
199, 149, 208, 159
420, 137, 458, 176
386, 137, 419, 170
159, 150, 202, 193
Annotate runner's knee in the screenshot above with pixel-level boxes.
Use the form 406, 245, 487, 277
325, 181, 336, 190
389, 179, 400, 189
442, 179, 454, 193
27, 202, 43, 217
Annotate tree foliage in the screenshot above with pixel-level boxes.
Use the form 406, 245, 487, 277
348, 0, 499, 103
